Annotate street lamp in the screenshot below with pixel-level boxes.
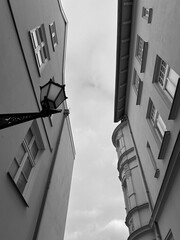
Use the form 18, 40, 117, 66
0, 79, 67, 130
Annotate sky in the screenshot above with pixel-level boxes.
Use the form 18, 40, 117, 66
61, 0, 129, 240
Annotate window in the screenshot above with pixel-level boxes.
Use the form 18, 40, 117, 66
146, 142, 160, 178
142, 7, 153, 23
119, 136, 126, 155
147, 99, 170, 159
136, 35, 148, 73
30, 24, 50, 73
150, 102, 166, 140
8, 122, 44, 201
49, 22, 58, 51
133, 69, 140, 93
156, 57, 179, 100
153, 55, 180, 119
136, 36, 144, 63
133, 69, 143, 105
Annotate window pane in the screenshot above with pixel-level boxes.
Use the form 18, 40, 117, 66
166, 68, 179, 98
31, 141, 38, 159
158, 60, 168, 87
16, 144, 26, 164
168, 68, 179, 85
38, 27, 44, 43
137, 36, 144, 62
17, 173, 27, 194
23, 157, 33, 180
166, 80, 176, 98
157, 114, 166, 138
42, 46, 47, 60
36, 51, 43, 67
25, 129, 33, 145
9, 160, 19, 179
150, 104, 156, 124
32, 31, 39, 48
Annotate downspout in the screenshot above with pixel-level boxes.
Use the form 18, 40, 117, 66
127, 116, 162, 240
33, 109, 70, 240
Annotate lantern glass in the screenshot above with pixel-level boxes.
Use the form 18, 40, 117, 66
55, 88, 66, 108
40, 84, 49, 103
40, 80, 67, 110
48, 84, 61, 102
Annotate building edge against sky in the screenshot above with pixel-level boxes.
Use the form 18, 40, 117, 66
0, 0, 75, 240
112, 0, 180, 240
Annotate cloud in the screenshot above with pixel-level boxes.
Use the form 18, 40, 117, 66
65, 219, 128, 240
73, 209, 102, 219
97, 219, 128, 240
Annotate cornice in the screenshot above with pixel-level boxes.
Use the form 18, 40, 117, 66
119, 155, 136, 181
125, 202, 149, 224
127, 224, 153, 240
112, 119, 128, 147
117, 147, 134, 170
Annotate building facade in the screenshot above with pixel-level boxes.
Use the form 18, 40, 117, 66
112, 0, 180, 240
0, 0, 75, 240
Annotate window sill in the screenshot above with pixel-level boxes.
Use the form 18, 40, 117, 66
153, 83, 171, 110
140, 42, 148, 73
147, 119, 161, 149
7, 173, 29, 207
158, 131, 171, 159
136, 80, 143, 105
168, 78, 180, 120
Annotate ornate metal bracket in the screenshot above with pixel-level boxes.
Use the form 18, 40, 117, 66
0, 109, 62, 130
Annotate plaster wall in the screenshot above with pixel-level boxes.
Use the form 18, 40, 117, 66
157, 167, 180, 240
0, 1, 74, 239
36, 119, 75, 240
127, 0, 180, 207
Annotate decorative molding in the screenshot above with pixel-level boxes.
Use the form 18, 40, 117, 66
125, 202, 149, 224
127, 224, 153, 240
117, 147, 134, 170
119, 155, 136, 181
124, 163, 131, 179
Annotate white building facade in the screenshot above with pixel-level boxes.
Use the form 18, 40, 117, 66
112, 0, 180, 239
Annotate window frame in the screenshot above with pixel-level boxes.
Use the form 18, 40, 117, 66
135, 35, 148, 73
49, 21, 58, 51
132, 69, 143, 105
142, 7, 153, 23
146, 99, 170, 159
8, 121, 44, 204
153, 55, 180, 119
30, 24, 50, 75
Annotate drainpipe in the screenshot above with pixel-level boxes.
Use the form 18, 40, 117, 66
33, 109, 70, 240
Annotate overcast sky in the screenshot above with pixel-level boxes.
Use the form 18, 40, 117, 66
61, 1, 129, 240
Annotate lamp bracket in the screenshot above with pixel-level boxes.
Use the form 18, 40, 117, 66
0, 109, 62, 130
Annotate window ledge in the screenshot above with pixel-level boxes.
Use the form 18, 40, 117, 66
168, 78, 180, 120
136, 80, 143, 105
158, 131, 171, 159
140, 42, 148, 73
7, 173, 29, 207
